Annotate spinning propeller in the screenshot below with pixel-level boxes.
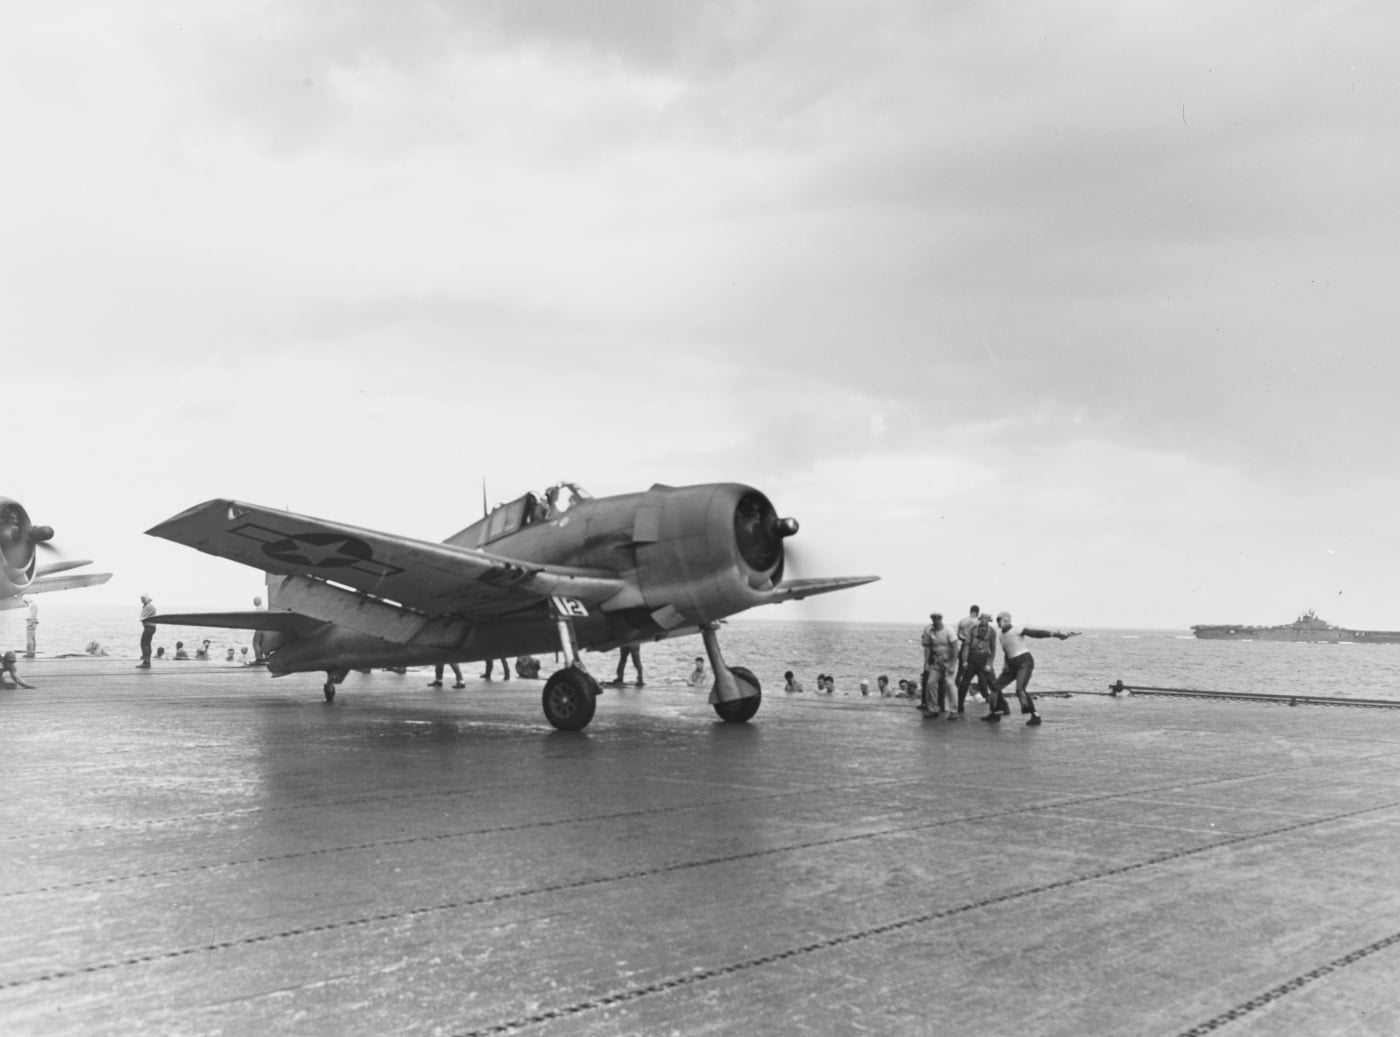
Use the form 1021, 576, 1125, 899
734, 491, 798, 590
739, 493, 877, 611
0, 499, 57, 573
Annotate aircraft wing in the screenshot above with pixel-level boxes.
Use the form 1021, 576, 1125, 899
0, 572, 113, 609
146, 499, 626, 620
766, 575, 880, 604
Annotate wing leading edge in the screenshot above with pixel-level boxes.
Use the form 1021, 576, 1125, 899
0, 572, 113, 609
766, 575, 880, 604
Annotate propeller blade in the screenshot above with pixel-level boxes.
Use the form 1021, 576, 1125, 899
36, 559, 94, 578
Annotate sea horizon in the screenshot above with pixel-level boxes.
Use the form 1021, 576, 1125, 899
6, 599, 1400, 704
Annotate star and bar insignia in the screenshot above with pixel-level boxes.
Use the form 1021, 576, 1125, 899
230, 523, 404, 578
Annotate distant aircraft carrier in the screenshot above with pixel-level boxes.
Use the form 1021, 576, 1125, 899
1192, 608, 1400, 643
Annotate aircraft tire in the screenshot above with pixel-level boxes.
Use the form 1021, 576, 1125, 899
323, 685, 336, 702
712, 666, 761, 723
542, 668, 599, 731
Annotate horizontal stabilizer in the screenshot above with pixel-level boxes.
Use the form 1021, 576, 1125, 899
0, 572, 113, 609
767, 575, 880, 604
151, 610, 327, 636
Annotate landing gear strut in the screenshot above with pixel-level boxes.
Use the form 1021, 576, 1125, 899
323, 668, 348, 702
541, 597, 600, 731
701, 623, 761, 724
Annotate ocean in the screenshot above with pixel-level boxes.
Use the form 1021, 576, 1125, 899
7, 599, 1400, 702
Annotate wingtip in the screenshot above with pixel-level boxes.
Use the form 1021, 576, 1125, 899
145, 498, 237, 538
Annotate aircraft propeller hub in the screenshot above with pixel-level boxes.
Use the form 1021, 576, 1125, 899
777, 517, 799, 538
732, 490, 787, 574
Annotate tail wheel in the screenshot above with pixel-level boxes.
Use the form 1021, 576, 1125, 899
713, 666, 761, 724
323, 668, 348, 703
542, 668, 599, 731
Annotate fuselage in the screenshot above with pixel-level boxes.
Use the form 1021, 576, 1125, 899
260, 483, 788, 675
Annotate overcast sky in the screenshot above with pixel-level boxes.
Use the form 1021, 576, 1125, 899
5, 2, 1397, 628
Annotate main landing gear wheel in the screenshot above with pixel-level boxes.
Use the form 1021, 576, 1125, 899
323, 682, 336, 702
712, 666, 761, 724
542, 668, 600, 732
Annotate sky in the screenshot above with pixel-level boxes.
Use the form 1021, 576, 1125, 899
4, 1, 1398, 628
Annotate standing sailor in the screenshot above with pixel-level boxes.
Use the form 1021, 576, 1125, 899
24, 597, 37, 658
137, 595, 157, 669
920, 612, 959, 716
954, 604, 981, 692
957, 612, 999, 712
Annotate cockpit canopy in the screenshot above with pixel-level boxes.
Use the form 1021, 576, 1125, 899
537, 481, 592, 517
449, 482, 593, 549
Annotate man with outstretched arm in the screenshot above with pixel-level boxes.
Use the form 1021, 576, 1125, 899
983, 611, 1078, 726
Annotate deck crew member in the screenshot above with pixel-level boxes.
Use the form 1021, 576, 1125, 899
985, 612, 1078, 726
920, 612, 959, 716
957, 613, 999, 712
252, 595, 267, 664
137, 595, 156, 668
430, 662, 466, 688
955, 605, 981, 690
611, 642, 643, 687
2, 650, 35, 689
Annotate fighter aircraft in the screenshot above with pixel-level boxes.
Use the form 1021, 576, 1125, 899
0, 497, 112, 610
145, 482, 878, 730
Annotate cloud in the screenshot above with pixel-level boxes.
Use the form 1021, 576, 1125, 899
4, 2, 1400, 626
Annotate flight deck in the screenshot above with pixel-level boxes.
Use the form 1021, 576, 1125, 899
2, 660, 1399, 1036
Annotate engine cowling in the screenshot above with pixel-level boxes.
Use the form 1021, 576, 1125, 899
0, 498, 50, 596
631, 484, 797, 626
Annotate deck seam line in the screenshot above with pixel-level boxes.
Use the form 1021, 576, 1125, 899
4, 790, 1396, 993
1176, 928, 1400, 1035
442, 797, 1400, 1037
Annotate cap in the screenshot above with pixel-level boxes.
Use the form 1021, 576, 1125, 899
996, 611, 1011, 622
